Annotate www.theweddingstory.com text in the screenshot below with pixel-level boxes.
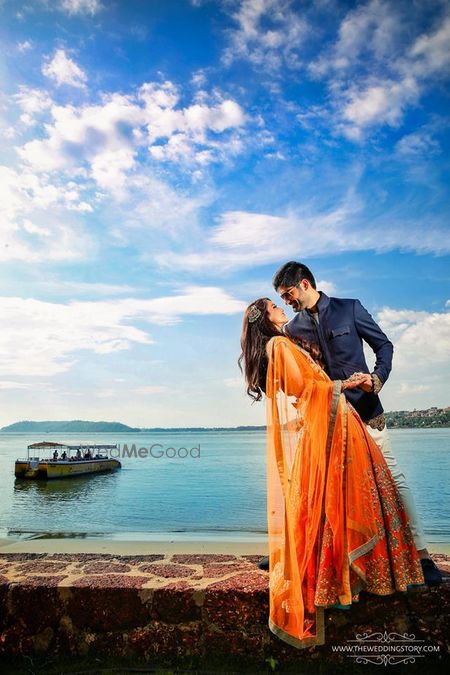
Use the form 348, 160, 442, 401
331, 631, 440, 666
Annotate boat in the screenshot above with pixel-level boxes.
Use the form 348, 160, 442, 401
15, 441, 122, 479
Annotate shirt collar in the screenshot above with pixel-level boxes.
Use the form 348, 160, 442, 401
307, 290, 329, 314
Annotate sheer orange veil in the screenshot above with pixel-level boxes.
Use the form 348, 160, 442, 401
265, 335, 381, 648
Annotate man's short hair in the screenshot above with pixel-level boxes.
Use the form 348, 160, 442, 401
272, 261, 317, 291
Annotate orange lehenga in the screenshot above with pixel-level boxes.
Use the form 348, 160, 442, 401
265, 336, 424, 649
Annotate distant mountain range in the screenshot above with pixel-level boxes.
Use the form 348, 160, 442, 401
0, 420, 265, 433
0, 420, 140, 433
1, 408, 448, 433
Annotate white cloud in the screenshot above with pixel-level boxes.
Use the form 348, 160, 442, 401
18, 93, 141, 175
90, 147, 136, 192
409, 14, 450, 77
16, 81, 247, 196
17, 40, 33, 52
15, 87, 52, 114
377, 307, 450, 368
6, 84, 216, 259
14, 86, 53, 127
310, 0, 403, 76
309, 3, 450, 140
0, 287, 245, 377
0, 166, 92, 215
135, 385, 169, 394
42, 49, 87, 88
222, 0, 307, 71
395, 129, 441, 157
191, 69, 208, 88
59, 0, 103, 15
0, 381, 33, 390
156, 202, 450, 272
316, 280, 337, 296
340, 77, 419, 140
374, 306, 450, 410
0, 165, 94, 262
21, 219, 51, 236
8, 80, 247, 254
224, 377, 243, 388
139, 82, 246, 162
399, 383, 431, 395
37, 280, 140, 296
116, 173, 210, 238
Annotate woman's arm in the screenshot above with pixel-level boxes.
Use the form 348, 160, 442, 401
267, 337, 305, 398
269, 337, 368, 400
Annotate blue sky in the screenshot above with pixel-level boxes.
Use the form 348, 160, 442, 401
0, 0, 449, 428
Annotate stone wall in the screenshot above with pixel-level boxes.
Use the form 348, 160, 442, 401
0, 551, 449, 673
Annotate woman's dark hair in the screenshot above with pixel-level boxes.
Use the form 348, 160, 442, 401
272, 261, 316, 291
238, 298, 279, 402
238, 297, 324, 402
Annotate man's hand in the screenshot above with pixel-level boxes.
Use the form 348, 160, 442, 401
355, 373, 373, 392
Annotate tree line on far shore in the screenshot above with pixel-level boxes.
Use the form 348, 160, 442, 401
1, 407, 449, 433
385, 407, 449, 428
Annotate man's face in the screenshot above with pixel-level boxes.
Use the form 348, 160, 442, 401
277, 280, 311, 312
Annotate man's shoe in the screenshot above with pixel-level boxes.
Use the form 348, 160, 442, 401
420, 558, 443, 585
257, 555, 269, 571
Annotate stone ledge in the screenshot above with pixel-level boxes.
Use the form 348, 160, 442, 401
0, 552, 449, 673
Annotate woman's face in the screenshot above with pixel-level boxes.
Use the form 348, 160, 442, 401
266, 300, 288, 328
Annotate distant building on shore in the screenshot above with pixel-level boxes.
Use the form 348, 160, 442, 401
386, 407, 450, 428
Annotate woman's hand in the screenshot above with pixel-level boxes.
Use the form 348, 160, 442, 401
341, 372, 371, 391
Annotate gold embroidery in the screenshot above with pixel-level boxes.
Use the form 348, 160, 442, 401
371, 372, 383, 395
367, 413, 385, 431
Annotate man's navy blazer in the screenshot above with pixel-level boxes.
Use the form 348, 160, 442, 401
284, 292, 394, 423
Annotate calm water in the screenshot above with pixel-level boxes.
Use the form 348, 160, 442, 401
0, 430, 448, 543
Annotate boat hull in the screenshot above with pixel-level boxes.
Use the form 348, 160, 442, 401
15, 459, 121, 479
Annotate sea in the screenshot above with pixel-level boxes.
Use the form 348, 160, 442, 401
0, 429, 449, 543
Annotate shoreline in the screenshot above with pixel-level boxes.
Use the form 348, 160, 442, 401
1, 534, 449, 556
0, 532, 269, 555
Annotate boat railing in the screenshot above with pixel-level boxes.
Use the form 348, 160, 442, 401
22, 444, 119, 463
16, 442, 119, 468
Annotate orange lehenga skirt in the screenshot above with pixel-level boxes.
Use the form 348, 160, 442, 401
265, 336, 424, 649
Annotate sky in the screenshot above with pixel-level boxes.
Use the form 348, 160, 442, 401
0, 0, 449, 428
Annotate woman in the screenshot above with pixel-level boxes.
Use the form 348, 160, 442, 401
239, 297, 424, 649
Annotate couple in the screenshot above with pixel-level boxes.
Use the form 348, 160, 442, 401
239, 261, 442, 650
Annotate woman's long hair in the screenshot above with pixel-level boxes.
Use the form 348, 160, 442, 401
238, 298, 279, 402
238, 298, 324, 402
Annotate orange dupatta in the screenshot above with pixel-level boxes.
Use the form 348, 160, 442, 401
265, 336, 423, 649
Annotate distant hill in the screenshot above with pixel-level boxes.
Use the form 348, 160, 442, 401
0, 420, 140, 433
385, 407, 450, 428
1, 408, 448, 433
0, 420, 266, 433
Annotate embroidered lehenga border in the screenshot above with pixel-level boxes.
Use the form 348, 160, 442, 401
265, 336, 424, 649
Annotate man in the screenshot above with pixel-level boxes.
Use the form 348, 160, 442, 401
257, 260, 442, 585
